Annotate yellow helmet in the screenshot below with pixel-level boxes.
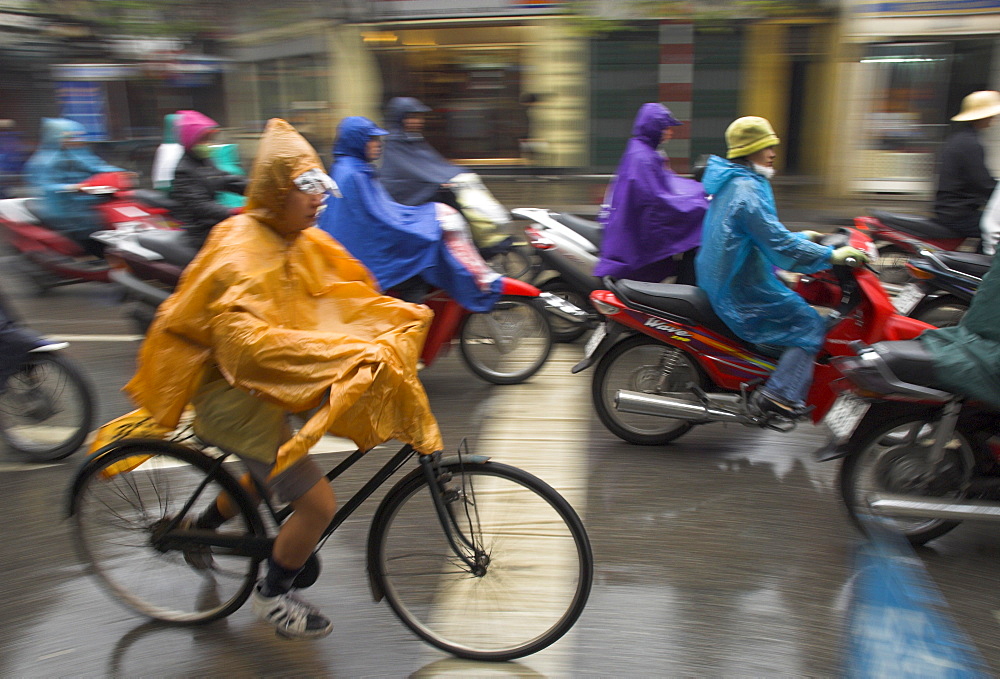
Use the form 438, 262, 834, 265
725, 116, 779, 159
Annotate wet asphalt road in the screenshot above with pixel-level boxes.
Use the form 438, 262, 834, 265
2, 266, 1000, 676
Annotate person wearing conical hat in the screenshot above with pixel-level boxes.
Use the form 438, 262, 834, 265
933, 91, 1000, 243
125, 118, 443, 640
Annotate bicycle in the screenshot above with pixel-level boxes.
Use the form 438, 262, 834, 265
67, 437, 594, 661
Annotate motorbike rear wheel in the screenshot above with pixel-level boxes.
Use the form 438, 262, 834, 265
839, 412, 974, 545
911, 294, 968, 329
459, 296, 552, 385
0, 351, 95, 460
540, 279, 591, 344
592, 335, 703, 445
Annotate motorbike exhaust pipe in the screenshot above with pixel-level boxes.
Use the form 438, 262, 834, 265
868, 493, 1000, 523
615, 389, 748, 424
538, 292, 591, 324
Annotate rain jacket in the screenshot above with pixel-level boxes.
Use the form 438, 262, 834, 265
921, 257, 1000, 409
380, 97, 463, 206
24, 118, 122, 236
695, 155, 833, 351
170, 111, 247, 251
125, 118, 443, 472
319, 116, 502, 313
151, 113, 183, 190
594, 103, 708, 282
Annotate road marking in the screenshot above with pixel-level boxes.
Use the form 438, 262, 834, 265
425, 344, 590, 674
45, 334, 144, 342
0, 462, 61, 471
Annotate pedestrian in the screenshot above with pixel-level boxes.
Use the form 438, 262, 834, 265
124, 118, 443, 639
594, 103, 708, 284
933, 90, 1000, 243
695, 116, 868, 419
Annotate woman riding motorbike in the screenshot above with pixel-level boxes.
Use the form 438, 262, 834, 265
379, 97, 513, 258
24, 118, 124, 256
318, 116, 502, 312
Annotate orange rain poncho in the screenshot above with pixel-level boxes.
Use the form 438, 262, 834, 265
125, 119, 443, 472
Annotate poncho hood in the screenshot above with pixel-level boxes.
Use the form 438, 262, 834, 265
245, 118, 327, 229
631, 103, 680, 149
176, 110, 219, 151
385, 97, 431, 132
701, 154, 765, 196
333, 116, 387, 161
38, 118, 85, 149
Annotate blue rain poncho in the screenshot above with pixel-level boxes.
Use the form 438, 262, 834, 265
318, 116, 502, 313
595, 103, 708, 282
695, 155, 833, 351
24, 118, 122, 237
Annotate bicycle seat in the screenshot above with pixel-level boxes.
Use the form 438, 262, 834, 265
136, 229, 197, 268
553, 212, 603, 248
938, 251, 992, 279
870, 210, 964, 241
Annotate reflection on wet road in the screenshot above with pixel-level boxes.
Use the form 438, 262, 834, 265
2, 278, 1000, 676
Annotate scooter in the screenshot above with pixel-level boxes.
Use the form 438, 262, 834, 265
824, 339, 1000, 546
853, 209, 979, 287
0, 171, 174, 291
893, 248, 990, 328
100, 215, 586, 385
573, 227, 933, 446
510, 207, 602, 342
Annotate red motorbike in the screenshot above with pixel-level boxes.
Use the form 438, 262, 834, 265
854, 209, 977, 287
573, 228, 934, 445
0, 171, 174, 291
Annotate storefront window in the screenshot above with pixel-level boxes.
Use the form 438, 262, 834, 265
855, 42, 951, 192
371, 26, 531, 163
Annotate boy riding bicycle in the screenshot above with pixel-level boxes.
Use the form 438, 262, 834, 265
124, 119, 443, 639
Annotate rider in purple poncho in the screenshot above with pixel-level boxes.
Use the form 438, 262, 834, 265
594, 103, 708, 284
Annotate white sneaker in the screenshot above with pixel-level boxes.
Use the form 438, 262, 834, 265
251, 585, 333, 640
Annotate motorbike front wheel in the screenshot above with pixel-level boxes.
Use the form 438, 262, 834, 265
0, 351, 95, 460
592, 335, 704, 445
459, 296, 552, 385
839, 412, 974, 545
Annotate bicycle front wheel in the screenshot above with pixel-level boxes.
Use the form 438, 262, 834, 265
70, 439, 265, 624
370, 460, 593, 661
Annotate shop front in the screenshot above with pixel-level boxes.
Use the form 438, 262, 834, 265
840, 1, 1000, 195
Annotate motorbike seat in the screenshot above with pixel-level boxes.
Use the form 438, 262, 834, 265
130, 189, 180, 213
869, 210, 964, 241
553, 212, 603, 248
136, 229, 197, 268
870, 340, 946, 391
938, 251, 992, 279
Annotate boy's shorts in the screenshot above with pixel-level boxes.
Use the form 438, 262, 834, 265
242, 455, 325, 504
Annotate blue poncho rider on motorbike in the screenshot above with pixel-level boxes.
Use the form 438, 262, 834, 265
318, 116, 502, 313
696, 116, 869, 419
595, 103, 708, 284
24, 118, 125, 256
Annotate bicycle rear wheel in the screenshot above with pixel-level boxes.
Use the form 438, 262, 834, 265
70, 439, 265, 624
369, 460, 593, 661
0, 352, 94, 461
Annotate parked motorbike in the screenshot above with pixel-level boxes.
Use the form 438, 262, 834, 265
0, 291, 94, 461
892, 248, 991, 328
573, 228, 934, 446
99, 217, 585, 385
822, 340, 1000, 546
0, 171, 173, 291
853, 209, 979, 287
511, 207, 602, 342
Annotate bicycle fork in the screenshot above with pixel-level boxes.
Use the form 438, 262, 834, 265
420, 452, 488, 576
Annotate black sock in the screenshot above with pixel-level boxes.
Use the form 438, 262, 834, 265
195, 502, 227, 530
259, 556, 302, 597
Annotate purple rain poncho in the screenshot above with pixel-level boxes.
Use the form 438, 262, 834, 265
594, 103, 708, 282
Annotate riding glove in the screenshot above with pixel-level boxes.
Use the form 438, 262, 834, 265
830, 246, 869, 266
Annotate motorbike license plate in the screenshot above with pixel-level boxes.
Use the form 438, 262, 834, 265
822, 394, 869, 441
891, 283, 924, 315
584, 323, 607, 360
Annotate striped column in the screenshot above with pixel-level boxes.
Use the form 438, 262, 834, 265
659, 19, 694, 174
